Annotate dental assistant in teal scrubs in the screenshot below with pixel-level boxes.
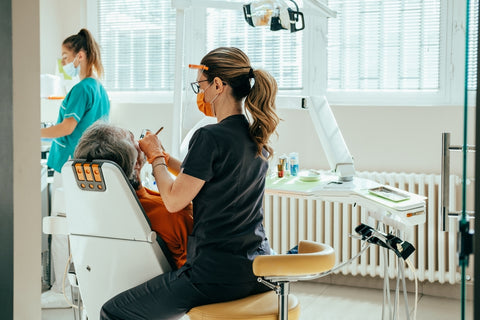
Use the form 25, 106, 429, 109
41, 28, 110, 173
39, 28, 110, 305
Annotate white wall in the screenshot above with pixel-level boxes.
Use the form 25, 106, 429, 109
40, 0, 87, 74
109, 102, 175, 151
275, 105, 475, 176
13, 0, 41, 318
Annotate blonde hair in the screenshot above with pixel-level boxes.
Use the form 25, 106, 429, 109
63, 28, 104, 78
200, 47, 279, 159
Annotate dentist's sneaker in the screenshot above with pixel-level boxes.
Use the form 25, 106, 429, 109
41, 290, 71, 309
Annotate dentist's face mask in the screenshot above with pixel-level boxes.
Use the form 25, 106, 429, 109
196, 82, 218, 117
63, 55, 80, 78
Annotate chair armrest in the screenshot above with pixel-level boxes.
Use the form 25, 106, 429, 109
43, 216, 69, 235
253, 240, 335, 277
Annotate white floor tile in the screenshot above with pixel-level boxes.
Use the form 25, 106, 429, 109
41, 308, 75, 320
297, 283, 386, 320
415, 295, 472, 320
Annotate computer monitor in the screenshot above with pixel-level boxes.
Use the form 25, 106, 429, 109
307, 95, 355, 181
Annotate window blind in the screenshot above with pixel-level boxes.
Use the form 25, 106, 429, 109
205, 8, 303, 90
468, 0, 479, 91
98, 0, 176, 91
327, 0, 441, 91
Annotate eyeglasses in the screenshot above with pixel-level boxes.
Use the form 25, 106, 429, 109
190, 80, 210, 94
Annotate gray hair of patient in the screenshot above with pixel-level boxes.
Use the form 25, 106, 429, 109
74, 122, 137, 184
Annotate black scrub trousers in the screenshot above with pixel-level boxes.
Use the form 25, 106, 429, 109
100, 264, 270, 320
101, 115, 271, 320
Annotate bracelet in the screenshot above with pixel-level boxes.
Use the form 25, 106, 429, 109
152, 162, 168, 173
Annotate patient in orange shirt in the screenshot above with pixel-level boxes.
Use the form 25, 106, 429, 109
135, 186, 192, 269
74, 122, 193, 269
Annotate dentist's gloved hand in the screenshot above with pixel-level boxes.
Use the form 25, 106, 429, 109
138, 131, 170, 164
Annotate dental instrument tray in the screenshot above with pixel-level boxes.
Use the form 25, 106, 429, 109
368, 186, 410, 202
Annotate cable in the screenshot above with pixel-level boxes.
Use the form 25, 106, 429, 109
401, 257, 410, 320
62, 253, 82, 310
405, 258, 418, 320
315, 240, 373, 278
383, 247, 392, 320
355, 223, 418, 320
394, 258, 400, 320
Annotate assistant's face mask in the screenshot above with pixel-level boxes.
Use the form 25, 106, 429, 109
63, 55, 80, 78
196, 83, 218, 117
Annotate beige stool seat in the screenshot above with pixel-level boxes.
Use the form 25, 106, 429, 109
187, 291, 299, 320
188, 240, 335, 320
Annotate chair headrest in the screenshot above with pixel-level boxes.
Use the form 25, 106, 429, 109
62, 160, 153, 242
69, 160, 107, 192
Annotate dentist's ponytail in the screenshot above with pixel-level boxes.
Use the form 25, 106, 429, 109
244, 68, 278, 159
200, 47, 279, 159
63, 28, 104, 78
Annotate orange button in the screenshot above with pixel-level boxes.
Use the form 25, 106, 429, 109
83, 164, 94, 181
75, 163, 85, 181
92, 164, 102, 182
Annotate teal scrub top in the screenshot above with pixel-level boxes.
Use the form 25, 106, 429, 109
47, 77, 110, 172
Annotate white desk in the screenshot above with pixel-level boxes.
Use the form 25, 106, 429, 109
265, 173, 426, 229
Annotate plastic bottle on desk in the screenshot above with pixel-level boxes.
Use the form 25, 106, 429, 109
289, 152, 299, 176
279, 154, 289, 176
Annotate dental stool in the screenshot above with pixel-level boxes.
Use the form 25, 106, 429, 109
187, 240, 335, 320
59, 160, 176, 319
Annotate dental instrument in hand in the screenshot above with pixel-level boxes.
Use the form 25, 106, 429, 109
154, 127, 164, 136
140, 127, 164, 139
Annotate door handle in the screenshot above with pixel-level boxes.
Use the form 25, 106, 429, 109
441, 132, 475, 231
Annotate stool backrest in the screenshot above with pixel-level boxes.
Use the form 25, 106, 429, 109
253, 240, 335, 278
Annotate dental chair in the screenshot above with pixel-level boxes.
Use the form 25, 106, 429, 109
59, 159, 175, 319
187, 240, 335, 320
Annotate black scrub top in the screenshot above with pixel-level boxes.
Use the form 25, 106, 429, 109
181, 114, 271, 284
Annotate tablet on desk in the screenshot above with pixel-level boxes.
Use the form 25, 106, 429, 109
368, 186, 410, 202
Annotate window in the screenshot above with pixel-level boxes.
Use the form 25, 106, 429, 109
93, 0, 303, 96
205, 8, 303, 91
97, 0, 176, 92
92, 0, 472, 106
327, 0, 441, 91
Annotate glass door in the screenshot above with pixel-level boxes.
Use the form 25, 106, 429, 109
462, 0, 478, 318
473, 0, 480, 315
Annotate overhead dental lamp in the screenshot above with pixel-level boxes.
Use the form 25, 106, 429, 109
243, 0, 305, 32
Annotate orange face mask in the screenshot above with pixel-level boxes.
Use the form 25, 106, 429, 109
196, 84, 217, 117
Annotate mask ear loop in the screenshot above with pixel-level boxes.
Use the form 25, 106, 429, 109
202, 82, 217, 117
73, 54, 80, 68
210, 93, 218, 117
209, 77, 228, 117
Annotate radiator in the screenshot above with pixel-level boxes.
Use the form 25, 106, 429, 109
263, 171, 462, 284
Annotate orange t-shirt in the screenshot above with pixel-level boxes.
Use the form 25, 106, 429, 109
136, 187, 193, 269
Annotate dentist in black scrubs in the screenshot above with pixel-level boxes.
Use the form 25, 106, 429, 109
101, 47, 280, 320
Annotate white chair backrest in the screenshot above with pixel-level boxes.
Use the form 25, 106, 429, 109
61, 160, 172, 318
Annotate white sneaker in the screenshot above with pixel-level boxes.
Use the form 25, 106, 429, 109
41, 290, 71, 309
